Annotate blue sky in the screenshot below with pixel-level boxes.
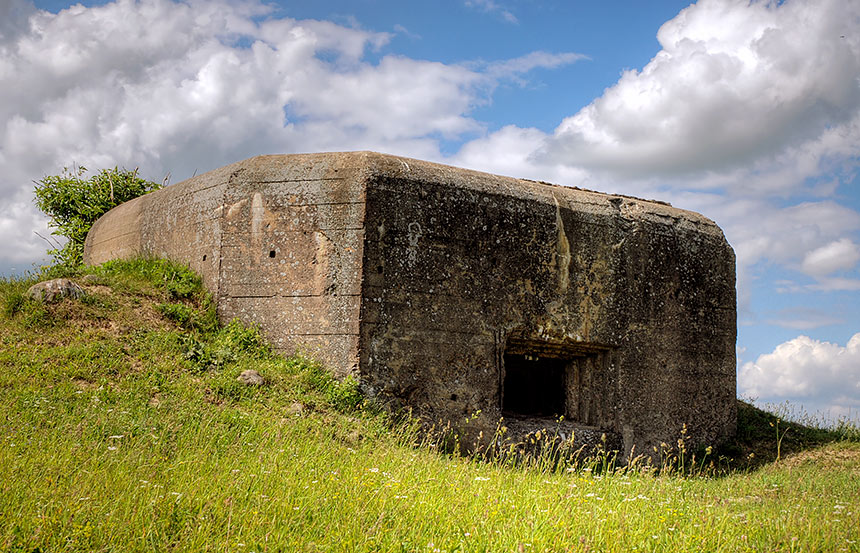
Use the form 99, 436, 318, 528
2, 0, 859, 420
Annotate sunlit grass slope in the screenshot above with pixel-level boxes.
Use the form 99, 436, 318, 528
1, 259, 858, 552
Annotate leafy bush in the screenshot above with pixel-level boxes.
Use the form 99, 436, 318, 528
156, 299, 217, 333
156, 302, 196, 328
289, 355, 365, 413
214, 319, 270, 355
179, 321, 269, 373
34, 166, 161, 267
326, 375, 364, 412
181, 334, 235, 373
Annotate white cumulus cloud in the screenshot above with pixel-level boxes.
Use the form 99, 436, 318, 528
465, 0, 517, 24
454, 0, 860, 307
739, 334, 860, 419
541, 0, 860, 187
801, 239, 860, 278
0, 0, 583, 272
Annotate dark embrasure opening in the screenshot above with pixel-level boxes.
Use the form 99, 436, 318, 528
502, 353, 567, 418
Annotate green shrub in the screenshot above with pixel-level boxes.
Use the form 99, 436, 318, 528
326, 375, 364, 412
2, 289, 26, 318
156, 301, 213, 330
156, 302, 196, 328
161, 265, 199, 300
178, 320, 271, 374
214, 319, 269, 356
0, 276, 34, 318
180, 335, 233, 373
34, 166, 161, 267
289, 355, 365, 413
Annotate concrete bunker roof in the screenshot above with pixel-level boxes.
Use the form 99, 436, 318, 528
212, 151, 725, 239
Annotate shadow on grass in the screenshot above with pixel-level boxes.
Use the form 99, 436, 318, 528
713, 399, 860, 472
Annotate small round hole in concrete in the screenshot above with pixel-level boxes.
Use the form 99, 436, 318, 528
269, 250, 276, 258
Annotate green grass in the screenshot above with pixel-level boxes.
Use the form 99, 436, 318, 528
1, 259, 859, 552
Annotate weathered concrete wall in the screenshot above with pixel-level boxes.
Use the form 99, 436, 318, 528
354, 155, 735, 453
84, 151, 736, 455
85, 153, 369, 375
214, 155, 367, 376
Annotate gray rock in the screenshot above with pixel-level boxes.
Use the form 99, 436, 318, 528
237, 369, 264, 386
27, 278, 85, 303
286, 401, 305, 416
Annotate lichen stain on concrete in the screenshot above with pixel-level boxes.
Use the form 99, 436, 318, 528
552, 194, 571, 294
251, 193, 265, 239
406, 221, 422, 267
574, 253, 611, 342
313, 230, 332, 295
226, 198, 247, 219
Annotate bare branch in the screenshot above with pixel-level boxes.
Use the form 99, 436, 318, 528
34, 231, 61, 249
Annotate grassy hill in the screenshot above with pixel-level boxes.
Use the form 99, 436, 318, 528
1, 259, 858, 552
